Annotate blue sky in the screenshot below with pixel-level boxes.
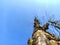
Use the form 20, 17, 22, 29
0, 0, 60, 45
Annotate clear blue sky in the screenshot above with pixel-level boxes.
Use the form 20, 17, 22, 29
0, 0, 60, 45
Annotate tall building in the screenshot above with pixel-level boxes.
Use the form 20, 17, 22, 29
28, 17, 60, 45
